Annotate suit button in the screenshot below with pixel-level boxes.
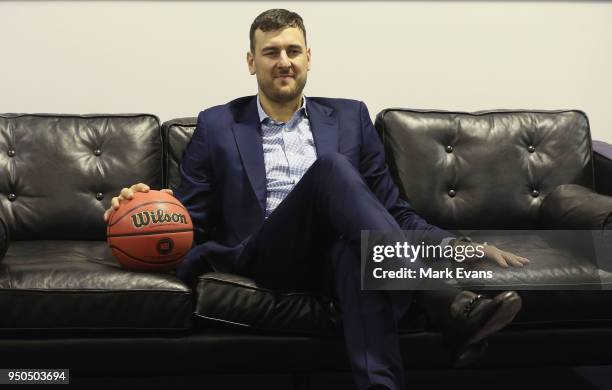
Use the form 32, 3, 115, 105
7, 193, 16, 201
94, 149, 102, 156
448, 189, 456, 197
7, 149, 15, 157
528, 145, 535, 153
531, 189, 540, 197
96, 192, 104, 201
445, 145, 454, 153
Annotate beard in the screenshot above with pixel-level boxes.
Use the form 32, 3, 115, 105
258, 74, 307, 103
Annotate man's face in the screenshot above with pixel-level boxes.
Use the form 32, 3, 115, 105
247, 27, 311, 103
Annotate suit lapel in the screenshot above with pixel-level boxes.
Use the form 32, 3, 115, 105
307, 99, 339, 156
232, 98, 267, 213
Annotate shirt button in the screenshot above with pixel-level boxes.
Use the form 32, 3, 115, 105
7, 149, 16, 157
528, 145, 535, 153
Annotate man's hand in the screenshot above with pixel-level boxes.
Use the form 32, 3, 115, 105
481, 244, 530, 268
454, 241, 530, 268
102, 183, 174, 223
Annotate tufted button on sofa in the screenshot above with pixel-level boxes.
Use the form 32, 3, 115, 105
1, 110, 612, 386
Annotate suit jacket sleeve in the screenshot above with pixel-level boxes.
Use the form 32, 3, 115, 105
174, 111, 219, 244
357, 101, 452, 244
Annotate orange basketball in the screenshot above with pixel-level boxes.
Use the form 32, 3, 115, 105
107, 190, 194, 271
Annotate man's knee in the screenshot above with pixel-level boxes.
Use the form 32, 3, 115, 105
312, 153, 358, 176
303, 153, 367, 195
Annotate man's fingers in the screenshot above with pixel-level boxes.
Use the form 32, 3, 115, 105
120, 187, 134, 200
120, 183, 149, 200
106, 184, 154, 224
111, 196, 121, 209
502, 252, 530, 267
161, 188, 174, 195
131, 183, 150, 193
505, 254, 524, 268
493, 252, 509, 268
108, 184, 162, 224
518, 256, 530, 264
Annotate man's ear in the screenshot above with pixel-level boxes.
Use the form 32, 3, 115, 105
306, 47, 311, 71
247, 51, 256, 75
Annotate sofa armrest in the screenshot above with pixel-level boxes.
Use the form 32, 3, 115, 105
540, 184, 612, 229
593, 140, 612, 196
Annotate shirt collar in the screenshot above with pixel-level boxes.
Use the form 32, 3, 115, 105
256, 95, 308, 124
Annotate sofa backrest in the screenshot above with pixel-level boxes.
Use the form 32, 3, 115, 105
162, 118, 197, 191
375, 109, 594, 229
0, 114, 162, 240
163, 110, 594, 230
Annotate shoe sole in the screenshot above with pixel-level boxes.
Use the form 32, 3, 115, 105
465, 291, 522, 346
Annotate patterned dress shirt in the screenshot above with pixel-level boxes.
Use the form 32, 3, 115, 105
257, 95, 318, 218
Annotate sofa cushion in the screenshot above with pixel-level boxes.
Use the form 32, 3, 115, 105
194, 272, 339, 335
0, 113, 162, 240
375, 109, 593, 229
443, 230, 609, 290
439, 231, 612, 325
194, 272, 427, 335
0, 241, 192, 330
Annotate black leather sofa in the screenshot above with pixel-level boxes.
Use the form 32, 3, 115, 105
1, 109, 612, 387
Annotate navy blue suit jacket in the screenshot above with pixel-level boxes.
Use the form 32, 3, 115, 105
175, 96, 450, 278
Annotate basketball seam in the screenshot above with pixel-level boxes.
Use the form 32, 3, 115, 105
109, 245, 186, 264
107, 229, 194, 238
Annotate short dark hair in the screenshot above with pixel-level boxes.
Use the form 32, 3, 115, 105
249, 9, 307, 53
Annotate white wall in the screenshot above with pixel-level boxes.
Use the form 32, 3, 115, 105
1, 1, 611, 142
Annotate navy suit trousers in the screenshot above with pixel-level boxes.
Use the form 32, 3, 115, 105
238, 153, 418, 390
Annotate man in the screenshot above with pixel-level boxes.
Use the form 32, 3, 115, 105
104, 9, 528, 390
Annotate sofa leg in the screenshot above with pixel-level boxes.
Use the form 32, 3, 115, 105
291, 373, 312, 390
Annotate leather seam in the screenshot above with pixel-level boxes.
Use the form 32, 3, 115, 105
0, 113, 160, 123
0, 288, 191, 294
193, 313, 335, 337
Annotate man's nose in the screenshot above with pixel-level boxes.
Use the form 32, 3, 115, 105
278, 50, 291, 68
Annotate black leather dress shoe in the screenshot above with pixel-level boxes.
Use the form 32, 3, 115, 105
449, 290, 522, 367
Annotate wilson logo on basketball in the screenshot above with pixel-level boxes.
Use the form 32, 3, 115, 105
130, 209, 188, 228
